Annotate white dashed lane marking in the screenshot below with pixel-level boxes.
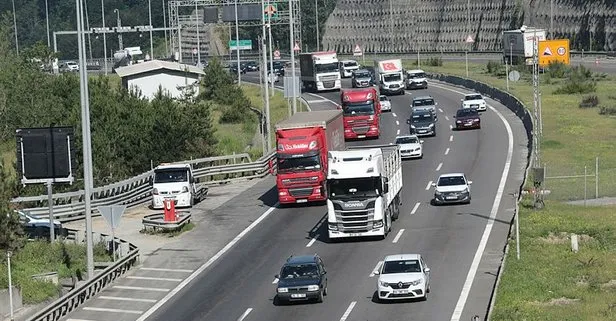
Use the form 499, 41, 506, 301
450, 135, 454, 142
411, 202, 420, 215
425, 181, 433, 190
392, 229, 405, 243
237, 308, 253, 321
392, 112, 397, 117
340, 301, 357, 321
445, 148, 450, 155
396, 120, 399, 125
306, 235, 319, 247
436, 162, 442, 171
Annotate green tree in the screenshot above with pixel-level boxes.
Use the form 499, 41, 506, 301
0, 161, 24, 253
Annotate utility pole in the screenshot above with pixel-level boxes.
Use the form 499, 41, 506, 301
114, 9, 123, 50
267, 0, 274, 95
289, 0, 297, 114
84, 0, 93, 60
234, 0, 241, 83
11, 0, 19, 55
550, 0, 554, 39
195, 3, 201, 65
261, 1, 272, 151
101, 0, 108, 75
315, 0, 319, 51
389, 0, 394, 51
162, 0, 168, 57
45, 0, 51, 47
148, 0, 154, 59
532, 29, 541, 167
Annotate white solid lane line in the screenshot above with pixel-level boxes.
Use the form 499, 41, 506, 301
439, 108, 444, 113
436, 162, 442, 171
445, 148, 450, 155
340, 301, 357, 321
445, 116, 450, 121
99, 296, 158, 303
136, 205, 280, 321
392, 112, 397, 117
113, 286, 169, 292
237, 308, 253, 321
392, 229, 405, 243
369, 261, 383, 277
306, 235, 319, 247
410, 202, 420, 215
425, 181, 433, 190
140, 267, 193, 273
83, 307, 143, 314
396, 120, 400, 125
396, 129, 400, 135
126, 276, 182, 282
450, 135, 454, 142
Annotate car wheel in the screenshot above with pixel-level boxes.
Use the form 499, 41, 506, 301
323, 284, 328, 296
273, 295, 283, 306
419, 154, 423, 159
316, 289, 324, 303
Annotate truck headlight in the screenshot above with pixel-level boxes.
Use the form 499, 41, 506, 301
373, 221, 383, 228
153, 188, 159, 195
277, 287, 288, 293
328, 223, 338, 231
181, 186, 189, 193
307, 285, 320, 291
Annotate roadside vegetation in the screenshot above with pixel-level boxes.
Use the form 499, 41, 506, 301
406, 58, 616, 320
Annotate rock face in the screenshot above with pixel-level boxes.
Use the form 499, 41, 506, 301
322, 0, 616, 53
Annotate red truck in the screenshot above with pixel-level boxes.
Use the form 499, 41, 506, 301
340, 88, 381, 140
274, 110, 345, 205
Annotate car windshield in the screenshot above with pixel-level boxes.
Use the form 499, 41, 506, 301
273, 62, 284, 68
383, 74, 402, 82
315, 62, 339, 73
344, 61, 358, 67
411, 114, 433, 123
328, 177, 380, 200
438, 176, 466, 186
413, 99, 435, 107
354, 71, 371, 78
379, 96, 388, 102
408, 72, 426, 79
281, 264, 320, 279
465, 94, 483, 100
277, 155, 321, 173
154, 169, 189, 183
396, 136, 418, 144
343, 101, 375, 116
457, 109, 479, 117
382, 260, 422, 274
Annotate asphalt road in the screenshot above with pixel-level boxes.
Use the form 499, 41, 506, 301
138, 74, 528, 321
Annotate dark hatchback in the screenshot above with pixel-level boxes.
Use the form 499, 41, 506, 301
274, 254, 328, 304
454, 108, 481, 130
407, 110, 437, 137
244, 61, 259, 71
229, 63, 247, 74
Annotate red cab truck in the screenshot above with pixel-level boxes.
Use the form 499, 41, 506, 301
275, 110, 345, 205
340, 87, 381, 140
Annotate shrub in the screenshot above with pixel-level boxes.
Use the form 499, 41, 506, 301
554, 80, 596, 94
598, 106, 616, 116
425, 57, 443, 66
486, 61, 501, 74
546, 61, 570, 78
579, 95, 599, 108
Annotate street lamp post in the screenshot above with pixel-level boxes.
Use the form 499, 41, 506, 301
45, 0, 51, 47
101, 0, 108, 75
315, 0, 319, 51
148, 0, 154, 59
11, 0, 19, 55
234, 0, 241, 83
162, 0, 168, 57
267, 0, 274, 94
288, 0, 297, 114
114, 9, 123, 50
195, 2, 201, 64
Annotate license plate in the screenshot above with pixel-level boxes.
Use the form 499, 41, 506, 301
446, 196, 458, 200
393, 290, 408, 294
357, 135, 366, 138
349, 233, 362, 237
465, 123, 472, 126
291, 293, 306, 298
296, 199, 308, 203
164, 196, 176, 199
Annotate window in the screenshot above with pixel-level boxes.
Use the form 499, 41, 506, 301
382, 260, 422, 274
437, 176, 466, 186
154, 169, 189, 183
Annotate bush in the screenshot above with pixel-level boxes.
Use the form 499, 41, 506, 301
546, 61, 570, 78
425, 57, 443, 66
486, 61, 502, 74
554, 80, 596, 94
579, 95, 599, 108
598, 106, 616, 116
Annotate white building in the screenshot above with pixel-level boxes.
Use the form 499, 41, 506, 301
115, 60, 205, 101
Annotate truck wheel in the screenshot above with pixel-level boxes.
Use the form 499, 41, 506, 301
190, 196, 195, 207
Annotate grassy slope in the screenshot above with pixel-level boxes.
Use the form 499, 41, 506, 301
406, 59, 616, 320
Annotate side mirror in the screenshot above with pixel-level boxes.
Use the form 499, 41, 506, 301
322, 271, 327, 275
468, 181, 473, 185
406, 119, 411, 124
453, 115, 456, 118
275, 274, 279, 279
420, 140, 424, 144
373, 270, 380, 275
424, 267, 431, 273
383, 177, 389, 194
435, 102, 438, 106
431, 182, 437, 187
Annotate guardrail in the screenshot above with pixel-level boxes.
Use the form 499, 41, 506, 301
425, 73, 533, 320
12, 151, 277, 222
26, 228, 139, 321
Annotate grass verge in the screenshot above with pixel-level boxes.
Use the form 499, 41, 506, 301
405, 58, 616, 320
0, 240, 111, 304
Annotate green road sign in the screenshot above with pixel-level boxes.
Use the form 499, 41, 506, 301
229, 40, 253, 51
263, 3, 279, 20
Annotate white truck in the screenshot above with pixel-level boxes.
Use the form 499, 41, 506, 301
502, 26, 546, 65
374, 59, 405, 95
151, 163, 208, 209
326, 145, 403, 240
299, 51, 341, 92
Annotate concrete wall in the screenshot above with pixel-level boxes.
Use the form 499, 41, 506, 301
124, 72, 201, 101
0, 287, 22, 317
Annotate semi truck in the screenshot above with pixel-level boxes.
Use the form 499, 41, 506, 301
275, 110, 345, 205
326, 145, 403, 240
299, 51, 341, 92
374, 59, 405, 95
340, 88, 381, 140
502, 26, 546, 65
151, 163, 208, 209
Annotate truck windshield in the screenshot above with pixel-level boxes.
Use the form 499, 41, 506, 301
154, 169, 189, 183
328, 177, 380, 200
277, 155, 321, 173
408, 72, 426, 79
344, 61, 358, 67
315, 62, 339, 73
383, 73, 402, 82
343, 101, 375, 116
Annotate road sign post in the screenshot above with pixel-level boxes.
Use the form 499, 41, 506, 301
465, 35, 474, 77
229, 40, 253, 51
263, 3, 279, 20
98, 205, 127, 261
273, 49, 281, 60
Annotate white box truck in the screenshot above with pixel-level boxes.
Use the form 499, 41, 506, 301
502, 26, 546, 65
299, 51, 342, 92
151, 163, 207, 209
326, 145, 403, 240
374, 59, 405, 95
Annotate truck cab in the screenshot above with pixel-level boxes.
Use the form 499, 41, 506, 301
375, 59, 405, 95
340, 88, 381, 140
151, 163, 203, 209
299, 51, 341, 92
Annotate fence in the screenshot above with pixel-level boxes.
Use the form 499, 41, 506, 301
543, 156, 616, 202
12, 152, 277, 222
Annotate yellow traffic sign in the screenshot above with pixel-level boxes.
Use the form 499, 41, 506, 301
538, 39, 570, 67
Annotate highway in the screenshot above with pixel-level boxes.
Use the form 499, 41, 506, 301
136, 74, 528, 321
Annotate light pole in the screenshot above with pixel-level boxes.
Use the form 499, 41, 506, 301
114, 9, 123, 50
148, 0, 154, 59
6, 213, 13, 321
261, 0, 272, 151
550, 0, 554, 39
315, 0, 319, 51
162, 0, 168, 57
84, 0, 94, 60
288, 0, 297, 114
195, 2, 201, 64
267, 0, 274, 94
234, 0, 241, 83
45, 0, 51, 47
388, 0, 393, 51
11, 0, 19, 55
76, 0, 96, 280
101, 0, 108, 75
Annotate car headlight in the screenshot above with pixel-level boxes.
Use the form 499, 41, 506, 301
379, 281, 389, 287
463, 188, 469, 194
410, 125, 416, 129
181, 186, 189, 193
428, 123, 434, 128
307, 285, 320, 291
410, 279, 423, 286
435, 190, 442, 195
277, 287, 288, 293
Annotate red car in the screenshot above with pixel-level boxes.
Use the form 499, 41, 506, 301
454, 108, 481, 130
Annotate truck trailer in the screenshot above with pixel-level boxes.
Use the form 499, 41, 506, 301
340, 88, 381, 140
299, 51, 342, 92
502, 26, 546, 65
326, 145, 403, 240
275, 110, 345, 205
374, 59, 405, 95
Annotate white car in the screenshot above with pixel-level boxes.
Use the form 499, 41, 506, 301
395, 135, 423, 159
405, 69, 428, 89
379, 95, 391, 112
374, 254, 431, 302
461, 93, 487, 111
339, 60, 360, 78
65, 61, 79, 72
432, 173, 472, 205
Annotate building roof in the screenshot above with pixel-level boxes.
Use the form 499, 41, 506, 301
115, 60, 205, 78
